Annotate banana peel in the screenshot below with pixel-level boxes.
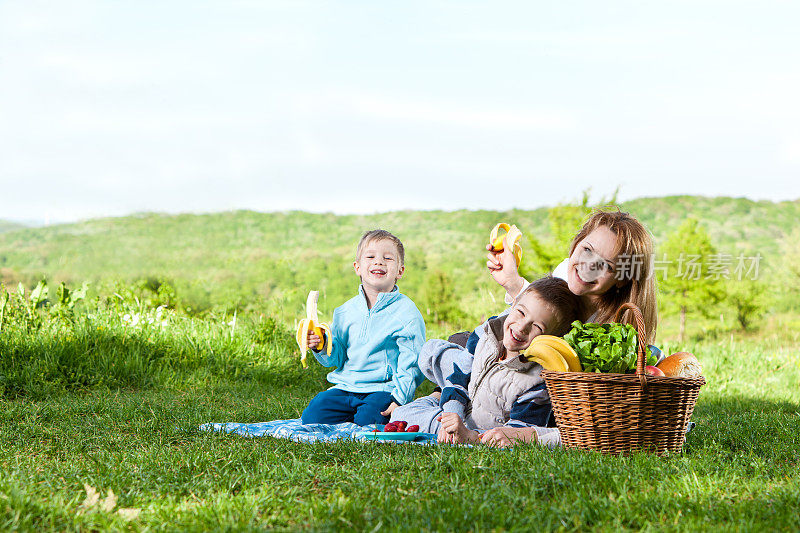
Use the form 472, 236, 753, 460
489, 223, 523, 266
295, 290, 332, 368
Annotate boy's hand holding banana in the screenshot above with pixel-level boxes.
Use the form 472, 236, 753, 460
295, 290, 332, 368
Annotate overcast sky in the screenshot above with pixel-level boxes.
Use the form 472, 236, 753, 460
1, 1, 799, 224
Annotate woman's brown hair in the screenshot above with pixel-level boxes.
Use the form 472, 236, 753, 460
569, 209, 658, 344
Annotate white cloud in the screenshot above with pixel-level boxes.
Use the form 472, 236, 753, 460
286, 90, 577, 132
351, 94, 577, 131
34, 50, 155, 86
1, 0, 800, 224
780, 138, 800, 165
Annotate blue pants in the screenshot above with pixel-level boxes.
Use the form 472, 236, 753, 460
301, 389, 394, 426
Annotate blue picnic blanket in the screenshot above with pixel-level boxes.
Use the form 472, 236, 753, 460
201, 419, 694, 449
200, 418, 437, 444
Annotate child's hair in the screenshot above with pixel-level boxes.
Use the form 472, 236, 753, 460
355, 229, 405, 265
569, 208, 658, 344
517, 276, 583, 337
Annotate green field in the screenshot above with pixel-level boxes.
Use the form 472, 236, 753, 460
0, 220, 25, 234
1, 301, 798, 531
1, 196, 799, 531
2, 195, 798, 332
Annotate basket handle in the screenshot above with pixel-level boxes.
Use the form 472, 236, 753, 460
613, 302, 648, 380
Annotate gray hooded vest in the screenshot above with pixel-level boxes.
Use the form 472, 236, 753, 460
466, 316, 549, 430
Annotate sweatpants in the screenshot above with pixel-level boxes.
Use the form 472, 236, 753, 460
301, 388, 393, 426
390, 339, 477, 434
390, 394, 444, 433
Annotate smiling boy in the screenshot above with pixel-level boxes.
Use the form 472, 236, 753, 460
390, 276, 581, 443
300, 229, 426, 426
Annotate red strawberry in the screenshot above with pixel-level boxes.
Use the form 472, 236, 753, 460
396, 421, 407, 431
406, 425, 419, 433
383, 423, 397, 432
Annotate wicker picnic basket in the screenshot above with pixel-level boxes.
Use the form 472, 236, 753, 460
541, 302, 705, 455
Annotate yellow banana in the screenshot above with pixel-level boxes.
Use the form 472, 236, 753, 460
489, 223, 523, 266
522, 342, 569, 372
295, 290, 332, 368
530, 335, 582, 372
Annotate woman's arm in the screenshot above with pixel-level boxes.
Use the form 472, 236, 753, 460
486, 242, 527, 302
479, 426, 537, 447
481, 425, 562, 448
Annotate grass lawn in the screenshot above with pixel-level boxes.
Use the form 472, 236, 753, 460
3, 199, 799, 531
2, 333, 799, 532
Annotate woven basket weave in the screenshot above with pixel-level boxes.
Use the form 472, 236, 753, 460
542, 303, 705, 455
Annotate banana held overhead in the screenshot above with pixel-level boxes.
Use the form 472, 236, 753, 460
489, 223, 523, 266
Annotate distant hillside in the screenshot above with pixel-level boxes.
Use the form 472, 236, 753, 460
0, 196, 796, 319
0, 221, 24, 234
625, 195, 800, 257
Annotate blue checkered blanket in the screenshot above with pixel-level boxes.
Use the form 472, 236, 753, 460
200, 418, 437, 444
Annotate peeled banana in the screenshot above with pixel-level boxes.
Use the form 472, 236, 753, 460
489, 223, 523, 266
522, 334, 582, 372
295, 290, 332, 368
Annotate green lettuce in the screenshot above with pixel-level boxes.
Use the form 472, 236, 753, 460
563, 321, 656, 373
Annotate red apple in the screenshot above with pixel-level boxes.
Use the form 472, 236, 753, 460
645, 365, 665, 376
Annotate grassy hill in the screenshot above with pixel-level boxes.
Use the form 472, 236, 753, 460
3, 199, 798, 530
0, 220, 25, 234
627, 195, 800, 256
0, 196, 796, 326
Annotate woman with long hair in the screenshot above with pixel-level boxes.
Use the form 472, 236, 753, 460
475, 208, 660, 447
487, 208, 658, 344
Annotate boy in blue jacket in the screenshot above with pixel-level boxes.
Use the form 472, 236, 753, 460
300, 229, 426, 426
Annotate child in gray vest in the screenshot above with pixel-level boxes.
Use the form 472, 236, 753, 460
390, 276, 581, 445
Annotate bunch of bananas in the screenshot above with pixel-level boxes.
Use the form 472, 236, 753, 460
295, 290, 332, 368
522, 335, 582, 372
489, 223, 523, 266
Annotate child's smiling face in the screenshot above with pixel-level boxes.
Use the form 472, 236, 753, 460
502, 292, 557, 357
353, 238, 404, 293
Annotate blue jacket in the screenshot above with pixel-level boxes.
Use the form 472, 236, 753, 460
313, 285, 426, 405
